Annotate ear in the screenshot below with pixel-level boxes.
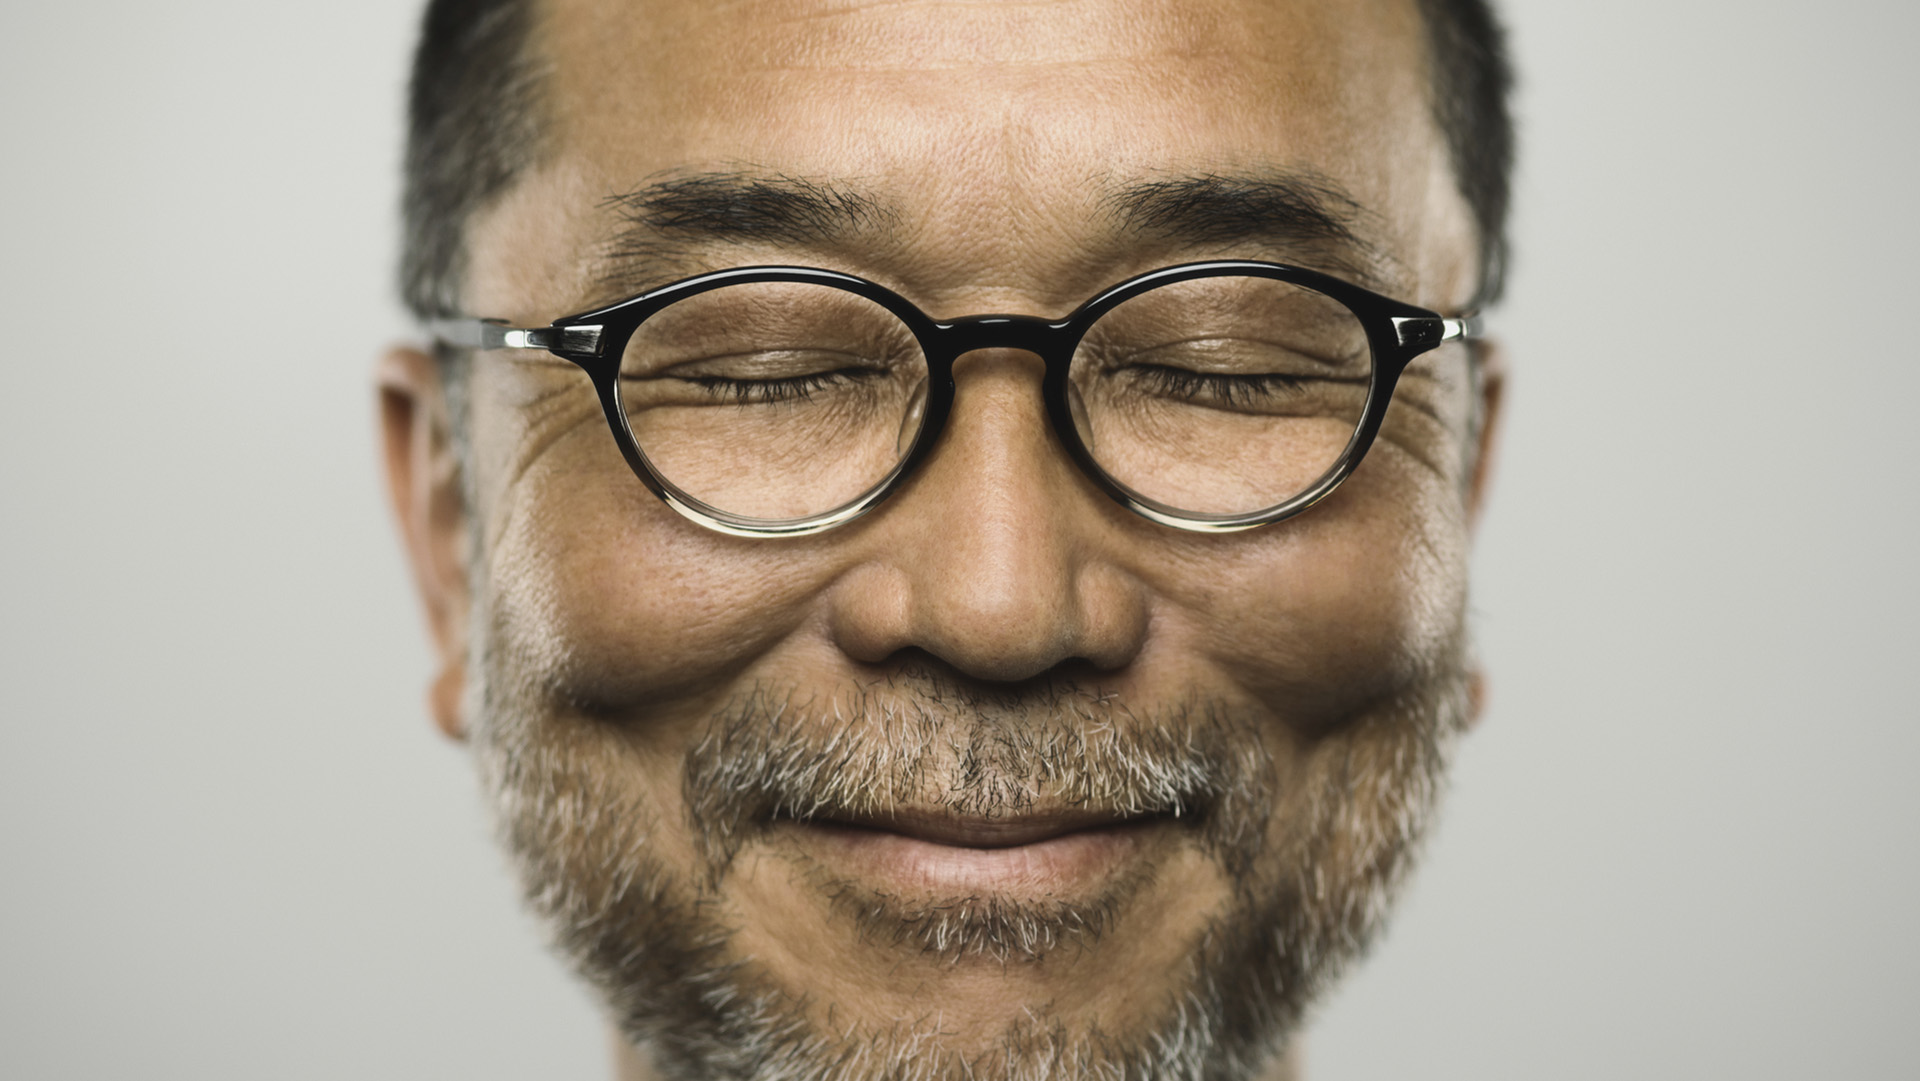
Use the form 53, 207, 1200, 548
1462, 337, 1505, 731
377, 346, 472, 741
1466, 337, 1506, 534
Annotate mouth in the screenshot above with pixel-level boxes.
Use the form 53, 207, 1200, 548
776, 806, 1177, 896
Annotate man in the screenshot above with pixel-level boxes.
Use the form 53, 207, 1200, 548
377, 0, 1512, 1077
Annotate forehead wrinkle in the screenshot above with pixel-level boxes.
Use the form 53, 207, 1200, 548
719, 0, 1254, 71
541, 0, 1432, 152
532, 0, 1444, 309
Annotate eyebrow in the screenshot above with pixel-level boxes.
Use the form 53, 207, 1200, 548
595, 171, 896, 295
1099, 171, 1396, 288
591, 167, 1395, 300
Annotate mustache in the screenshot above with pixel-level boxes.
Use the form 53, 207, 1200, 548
681, 674, 1277, 878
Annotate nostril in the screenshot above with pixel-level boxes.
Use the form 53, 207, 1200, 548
934, 626, 1080, 684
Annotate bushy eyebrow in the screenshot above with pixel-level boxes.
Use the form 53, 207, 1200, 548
594, 171, 897, 294
612, 170, 897, 240
1100, 171, 1396, 288
590, 167, 1396, 300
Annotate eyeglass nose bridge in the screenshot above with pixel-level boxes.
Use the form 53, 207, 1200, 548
930, 313, 1074, 361
902, 311, 1104, 514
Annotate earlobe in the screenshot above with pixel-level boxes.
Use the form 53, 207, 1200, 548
1466, 338, 1507, 533
430, 658, 469, 742
1465, 664, 1488, 731
377, 346, 472, 741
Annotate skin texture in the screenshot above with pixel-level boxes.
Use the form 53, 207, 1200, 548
379, 0, 1505, 1077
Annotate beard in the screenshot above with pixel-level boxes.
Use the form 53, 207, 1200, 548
469, 633, 1469, 1081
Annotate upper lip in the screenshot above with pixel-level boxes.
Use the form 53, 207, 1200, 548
810, 807, 1161, 849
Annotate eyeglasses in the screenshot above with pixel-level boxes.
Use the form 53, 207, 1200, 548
430, 261, 1481, 538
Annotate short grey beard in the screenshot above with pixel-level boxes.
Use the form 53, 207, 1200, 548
469, 634, 1469, 1081
811, 862, 1147, 964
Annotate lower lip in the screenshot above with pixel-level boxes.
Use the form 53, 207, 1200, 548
785, 819, 1159, 895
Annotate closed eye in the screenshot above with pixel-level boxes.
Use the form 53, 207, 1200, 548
1132, 364, 1318, 408
679, 367, 881, 404
621, 344, 895, 405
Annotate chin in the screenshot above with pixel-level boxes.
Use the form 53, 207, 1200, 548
468, 646, 1470, 1081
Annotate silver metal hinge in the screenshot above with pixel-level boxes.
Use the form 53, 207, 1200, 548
1392, 317, 1444, 348
1392, 315, 1480, 349
518, 325, 605, 355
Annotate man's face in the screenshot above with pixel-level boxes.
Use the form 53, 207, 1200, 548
385, 0, 1496, 1076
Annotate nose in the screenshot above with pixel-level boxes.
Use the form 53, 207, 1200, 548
829, 349, 1149, 682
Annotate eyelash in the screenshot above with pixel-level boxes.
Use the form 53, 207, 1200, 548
674, 364, 1332, 405
1134, 365, 1308, 407
683, 369, 874, 403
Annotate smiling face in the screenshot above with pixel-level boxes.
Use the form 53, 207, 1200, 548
382, 0, 1500, 1077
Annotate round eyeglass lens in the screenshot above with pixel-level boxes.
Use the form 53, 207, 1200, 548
1067, 274, 1375, 516
617, 280, 931, 522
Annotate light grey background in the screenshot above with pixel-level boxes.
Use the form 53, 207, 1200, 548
2, 1, 1914, 1078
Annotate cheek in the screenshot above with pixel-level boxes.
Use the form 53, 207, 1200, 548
1173, 451, 1470, 720
471, 380, 833, 713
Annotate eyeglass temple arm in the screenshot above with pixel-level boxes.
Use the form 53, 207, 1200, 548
1391, 314, 1483, 350
426, 317, 606, 356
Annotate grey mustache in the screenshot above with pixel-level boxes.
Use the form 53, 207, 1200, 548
681, 681, 1276, 879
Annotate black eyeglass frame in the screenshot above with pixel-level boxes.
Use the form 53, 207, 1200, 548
430, 260, 1481, 538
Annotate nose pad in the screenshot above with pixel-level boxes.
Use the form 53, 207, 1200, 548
895, 375, 929, 457
1066, 378, 1094, 455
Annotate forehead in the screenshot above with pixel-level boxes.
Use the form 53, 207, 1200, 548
484, 0, 1460, 313
542, 0, 1428, 151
